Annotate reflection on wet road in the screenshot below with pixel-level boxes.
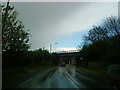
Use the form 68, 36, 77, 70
14, 65, 111, 88
40, 68, 75, 88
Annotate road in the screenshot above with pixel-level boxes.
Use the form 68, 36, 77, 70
13, 65, 111, 88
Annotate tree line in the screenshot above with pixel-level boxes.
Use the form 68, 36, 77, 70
80, 16, 120, 66
2, 2, 57, 69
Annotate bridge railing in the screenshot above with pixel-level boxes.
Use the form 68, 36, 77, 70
53, 50, 80, 53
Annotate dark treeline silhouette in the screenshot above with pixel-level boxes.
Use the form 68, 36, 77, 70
2, 2, 57, 69
80, 16, 120, 67
3, 49, 57, 68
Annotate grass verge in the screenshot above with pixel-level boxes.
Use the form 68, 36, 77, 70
78, 66, 108, 77
3, 64, 52, 88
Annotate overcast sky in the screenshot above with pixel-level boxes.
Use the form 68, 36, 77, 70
2, 1, 118, 52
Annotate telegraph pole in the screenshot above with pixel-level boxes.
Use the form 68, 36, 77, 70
3, 0, 10, 29
43, 47, 45, 64
50, 44, 52, 53
50, 43, 57, 53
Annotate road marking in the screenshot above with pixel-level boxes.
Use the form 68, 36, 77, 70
63, 70, 79, 88
62, 69, 86, 88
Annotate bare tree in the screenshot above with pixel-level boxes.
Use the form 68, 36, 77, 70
83, 16, 120, 44
103, 16, 120, 37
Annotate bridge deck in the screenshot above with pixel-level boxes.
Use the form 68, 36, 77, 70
56, 52, 80, 57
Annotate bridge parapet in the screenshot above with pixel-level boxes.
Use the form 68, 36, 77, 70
53, 50, 80, 54
53, 51, 80, 57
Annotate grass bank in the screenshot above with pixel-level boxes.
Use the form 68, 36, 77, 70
3, 64, 53, 88
77, 66, 108, 77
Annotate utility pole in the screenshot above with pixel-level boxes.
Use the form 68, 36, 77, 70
50, 44, 52, 53
43, 47, 45, 64
50, 43, 57, 53
3, 0, 10, 29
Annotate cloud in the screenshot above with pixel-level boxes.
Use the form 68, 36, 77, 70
51, 2, 118, 35
6, 2, 118, 50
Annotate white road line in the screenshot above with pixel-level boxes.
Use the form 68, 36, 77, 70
63, 70, 79, 88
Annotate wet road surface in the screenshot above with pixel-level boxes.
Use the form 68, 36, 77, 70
14, 65, 111, 88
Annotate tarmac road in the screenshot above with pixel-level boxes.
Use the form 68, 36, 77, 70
13, 65, 111, 88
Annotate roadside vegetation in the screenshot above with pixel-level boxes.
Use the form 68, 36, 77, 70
79, 16, 120, 71
2, 2, 57, 88
2, 2, 57, 69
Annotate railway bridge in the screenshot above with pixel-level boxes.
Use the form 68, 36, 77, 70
54, 50, 81, 64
